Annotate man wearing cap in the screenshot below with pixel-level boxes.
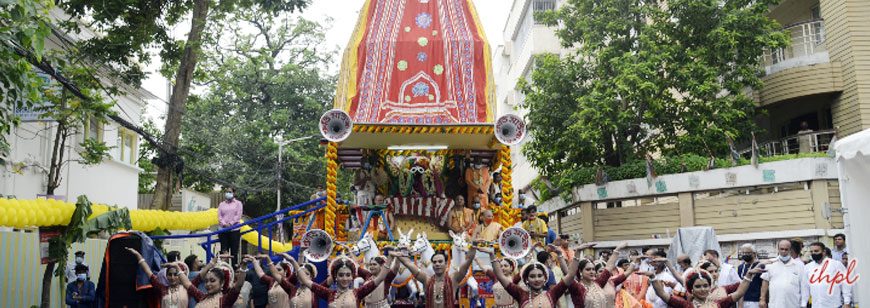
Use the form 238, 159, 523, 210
66, 251, 89, 282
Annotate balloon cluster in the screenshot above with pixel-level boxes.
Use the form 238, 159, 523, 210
0, 198, 75, 227
239, 224, 293, 253
0, 198, 218, 232
129, 208, 218, 231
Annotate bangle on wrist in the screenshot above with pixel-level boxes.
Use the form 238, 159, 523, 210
743, 276, 753, 282
138, 259, 146, 264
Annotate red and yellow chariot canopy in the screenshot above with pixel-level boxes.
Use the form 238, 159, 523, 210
334, 0, 496, 125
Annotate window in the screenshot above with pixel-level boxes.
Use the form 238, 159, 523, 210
533, 0, 557, 25
810, 5, 824, 44
117, 129, 137, 164
83, 117, 103, 142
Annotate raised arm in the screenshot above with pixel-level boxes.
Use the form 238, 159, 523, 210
653, 257, 685, 287
284, 254, 314, 288
606, 242, 628, 272
247, 255, 267, 278
548, 244, 570, 274
168, 263, 194, 289
233, 258, 251, 291
452, 244, 478, 286
371, 257, 400, 286
125, 247, 155, 277
728, 267, 765, 302
561, 246, 587, 284
396, 253, 430, 285
483, 248, 512, 287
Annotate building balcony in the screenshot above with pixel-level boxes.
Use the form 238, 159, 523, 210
762, 19, 829, 75
740, 129, 836, 157
755, 20, 843, 106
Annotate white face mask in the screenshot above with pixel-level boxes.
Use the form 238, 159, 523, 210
225, 192, 233, 200
779, 255, 791, 262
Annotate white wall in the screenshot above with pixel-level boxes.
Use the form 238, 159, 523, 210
1, 15, 152, 208
494, 0, 567, 200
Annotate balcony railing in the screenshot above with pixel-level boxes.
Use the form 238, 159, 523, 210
740, 129, 836, 157
762, 19, 828, 75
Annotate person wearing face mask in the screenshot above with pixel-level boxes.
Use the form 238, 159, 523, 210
760, 240, 808, 308
489, 172, 502, 205
465, 156, 491, 211
521, 206, 548, 248
466, 195, 485, 236
804, 242, 852, 308
736, 244, 764, 308
472, 209, 502, 242
66, 251, 90, 283
66, 264, 96, 307
218, 187, 243, 266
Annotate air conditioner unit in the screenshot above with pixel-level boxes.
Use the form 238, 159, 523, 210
503, 41, 513, 56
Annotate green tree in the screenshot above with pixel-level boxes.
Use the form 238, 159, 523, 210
57, 0, 312, 210
523, 0, 788, 178
0, 0, 54, 164
39, 54, 117, 195
180, 10, 346, 221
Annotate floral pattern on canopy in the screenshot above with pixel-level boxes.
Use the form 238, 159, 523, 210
334, 0, 496, 125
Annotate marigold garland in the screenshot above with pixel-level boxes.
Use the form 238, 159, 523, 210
324, 142, 339, 237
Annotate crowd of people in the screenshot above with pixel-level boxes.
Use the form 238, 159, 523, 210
68, 230, 848, 308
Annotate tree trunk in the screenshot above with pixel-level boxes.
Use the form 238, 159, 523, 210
46, 121, 64, 195
40, 261, 55, 308
151, 0, 210, 210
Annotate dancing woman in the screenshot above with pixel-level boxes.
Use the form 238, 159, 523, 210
246, 255, 292, 308
127, 247, 196, 308
257, 252, 320, 308
160, 256, 246, 308
480, 245, 583, 308
285, 251, 398, 308
556, 242, 628, 308
475, 256, 519, 308
646, 262, 765, 308
357, 255, 397, 308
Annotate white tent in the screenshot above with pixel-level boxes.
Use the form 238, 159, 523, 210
834, 128, 870, 301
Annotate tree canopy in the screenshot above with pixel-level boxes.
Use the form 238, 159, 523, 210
522, 0, 788, 178
179, 10, 345, 218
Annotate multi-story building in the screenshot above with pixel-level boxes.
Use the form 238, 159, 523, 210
498, 0, 866, 258
750, 0, 870, 155
0, 9, 158, 208
494, 0, 564, 205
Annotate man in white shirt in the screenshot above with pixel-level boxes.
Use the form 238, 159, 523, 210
831, 233, 847, 262
761, 240, 809, 308
646, 251, 677, 308
704, 249, 742, 286
805, 242, 852, 308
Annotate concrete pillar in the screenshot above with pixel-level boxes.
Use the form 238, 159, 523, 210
581, 202, 594, 242
678, 192, 695, 227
